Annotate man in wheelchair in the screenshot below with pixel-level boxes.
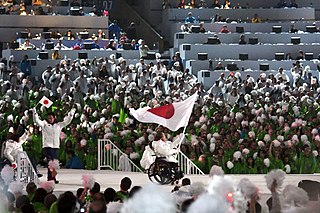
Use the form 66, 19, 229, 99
140, 131, 184, 184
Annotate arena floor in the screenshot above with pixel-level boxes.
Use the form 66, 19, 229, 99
38, 168, 320, 195
37, 168, 320, 211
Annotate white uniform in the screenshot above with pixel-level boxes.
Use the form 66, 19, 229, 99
3, 132, 28, 163
152, 137, 181, 162
33, 109, 76, 148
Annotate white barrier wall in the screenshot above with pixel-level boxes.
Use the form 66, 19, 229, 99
174, 32, 320, 48
0, 15, 109, 43
179, 43, 320, 61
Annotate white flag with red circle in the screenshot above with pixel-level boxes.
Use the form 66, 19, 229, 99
39, 96, 53, 108
129, 92, 197, 131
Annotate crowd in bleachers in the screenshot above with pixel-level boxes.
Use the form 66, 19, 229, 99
1, 46, 320, 174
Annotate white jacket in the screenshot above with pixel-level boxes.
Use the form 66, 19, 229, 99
140, 146, 156, 170
4, 132, 28, 163
152, 138, 180, 162
33, 109, 76, 148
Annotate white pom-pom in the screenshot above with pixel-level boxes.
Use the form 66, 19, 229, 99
277, 135, 284, 142
301, 135, 308, 143
265, 169, 286, 190
135, 136, 145, 146
207, 176, 235, 201
7, 114, 13, 122
248, 131, 255, 139
8, 181, 24, 195
130, 152, 139, 159
48, 159, 60, 171
101, 108, 107, 115
238, 178, 259, 199
194, 121, 200, 127
40, 181, 55, 193
235, 112, 243, 121
1, 165, 14, 185
188, 182, 206, 198
315, 135, 320, 141
209, 165, 224, 178
92, 111, 98, 117
207, 133, 212, 141
209, 143, 216, 153
264, 134, 271, 142
121, 184, 177, 213
242, 148, 250, 155
258, 141, 265, 147
233, 151, 241, 160
148, 134, 155, 142
283, 185, 309, 207
284, 126, 290, 133
227, 161, 234, 169
100, 117, 106, 124
80, 139, 87, 146
264, 158, 270, 167
253, 152, 258, 160
187, 193, 229, 213
312, 128, 318, 135
199, 115, 207, 123
112, 149, 119, 156
80, 114, 87, 122
82, 174, 95, 189
292, 135, 299, 142
273, 140, 281, 147
285, 164, 291, 174
312, 150, 318, 157
210, 137, 216, 143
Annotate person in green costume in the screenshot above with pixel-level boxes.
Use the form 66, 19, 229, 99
296, 145, 317, 174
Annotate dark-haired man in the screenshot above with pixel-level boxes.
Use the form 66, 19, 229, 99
32, 107, 76, 183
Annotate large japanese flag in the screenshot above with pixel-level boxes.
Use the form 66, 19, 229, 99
130, 93, 197, 131
39, 96, 53, 108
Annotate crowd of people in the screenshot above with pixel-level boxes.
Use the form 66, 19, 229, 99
0, 166, 319, 213
0, 48, 320, 176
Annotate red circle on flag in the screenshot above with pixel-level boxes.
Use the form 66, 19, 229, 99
43, 100, 49, 105
148, 104, 175, 119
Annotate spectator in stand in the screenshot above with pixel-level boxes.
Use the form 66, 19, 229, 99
91, 38, 100, 49
224, 0, 231, 9
130, 39, 139, 50
20, 54, 32, 76
211, 0, 221, 8
65, 150, 84, 169
65, 30, 75, 40
181, 23, 191, 33
185, 12, 196, 23
239, 34, 247, 45
220, 25, 230, 33
139, 39, 150, 59
51, 50, 61, 60
214, 62, 225, 70
54, 40, 68, 50
289, 0, 298, 8
162, 0, 172, 9
108, 20, 122, 40
70, 0, 81, 7
106, 39, 117, 50
73, 37, 84, 50
119, 33, 129, 43
20, 39, 36, 50
199, 22, 206, 33
275, 0, 288, 8
126, 22, 137, 40
290, 23, 298, 33
198, 0, 207, 8
178, 0, 185, 9
251, 14, 262, 23
296, 50, 304, 60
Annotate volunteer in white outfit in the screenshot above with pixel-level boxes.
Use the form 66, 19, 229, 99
32, 107, 76, 183
3, 127, 24, 169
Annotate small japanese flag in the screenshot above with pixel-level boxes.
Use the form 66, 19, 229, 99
39, 96, 53, 108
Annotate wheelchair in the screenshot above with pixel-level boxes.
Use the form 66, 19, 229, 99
147, 156, 184, 185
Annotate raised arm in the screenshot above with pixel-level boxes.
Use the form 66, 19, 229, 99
32, 108, 45, 128
58, 108, 76, 128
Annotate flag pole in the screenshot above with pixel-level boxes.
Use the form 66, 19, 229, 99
177, 124, 188, 150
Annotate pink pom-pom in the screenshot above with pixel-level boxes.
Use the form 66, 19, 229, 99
315, 135, 320, 141
82, 174, 95, 189
291, 122, 297, 128
105, 144, 111, 150
60, 132, 67, 141
40, 181, 55, 193
1, 165, 14, 185
48, 160, 60, 171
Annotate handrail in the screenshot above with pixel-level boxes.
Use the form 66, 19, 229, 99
177, 150, 205, 175
98, 139, 143, 173
17, 151, 40, 185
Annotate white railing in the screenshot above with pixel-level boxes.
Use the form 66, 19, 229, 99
17, 151, 40, 184
177, 151, 205, 175
98, 139, 143, 172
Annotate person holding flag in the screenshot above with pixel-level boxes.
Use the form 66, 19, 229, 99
132, 92, 198, 170
32, 96, 76, 183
